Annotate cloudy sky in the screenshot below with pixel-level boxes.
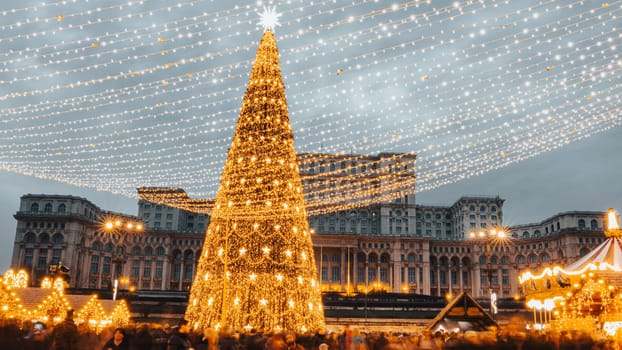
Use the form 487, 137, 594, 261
0, 1, 621, 271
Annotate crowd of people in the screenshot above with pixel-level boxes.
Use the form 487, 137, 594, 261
0, 312, 618, 350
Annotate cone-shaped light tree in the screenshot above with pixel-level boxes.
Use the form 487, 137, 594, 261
185, 20, 325, 333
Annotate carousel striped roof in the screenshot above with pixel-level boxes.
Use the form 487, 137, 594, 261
566, 237, 622, 272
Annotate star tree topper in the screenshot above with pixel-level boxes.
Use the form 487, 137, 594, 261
258, 6, 281, 32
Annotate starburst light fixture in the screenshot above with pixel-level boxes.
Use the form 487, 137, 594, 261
257, 6, 281, 32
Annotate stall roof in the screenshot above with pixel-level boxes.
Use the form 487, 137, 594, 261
426, 292, 498, 333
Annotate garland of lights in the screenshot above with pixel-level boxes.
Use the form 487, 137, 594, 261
0, 0, 621, 210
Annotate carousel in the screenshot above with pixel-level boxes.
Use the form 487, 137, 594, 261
518, 208, 622, 335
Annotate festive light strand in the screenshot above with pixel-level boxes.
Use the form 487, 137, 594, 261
0, 0, 620, 211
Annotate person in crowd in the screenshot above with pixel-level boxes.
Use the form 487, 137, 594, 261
218, 326, 239, 350
167, 319, 194, 350
103, 328, 130, 350
49, 309, 79, 350
350, 329, 367, 350
339, 325, 352, 350
372, 332, 388, 350
265, 334, 288, 350
244, 328, 265, 350
23, 321, 48, 350
285, 332, 305, 350
153, 324, 172, 350
131, 323, 153, 350
195, 328, 218, 350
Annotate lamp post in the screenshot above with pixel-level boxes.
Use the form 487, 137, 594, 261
470, 228, 507, 317
102, 217, 143, 300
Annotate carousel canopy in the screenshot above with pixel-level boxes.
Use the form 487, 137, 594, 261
566, 237, 622, 272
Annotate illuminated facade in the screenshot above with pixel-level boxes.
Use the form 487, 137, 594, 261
10, 193, 607, 299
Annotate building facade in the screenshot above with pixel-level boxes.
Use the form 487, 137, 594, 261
10, 193, 607, 299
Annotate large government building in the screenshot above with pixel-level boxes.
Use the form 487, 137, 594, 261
9, 153, 607, 300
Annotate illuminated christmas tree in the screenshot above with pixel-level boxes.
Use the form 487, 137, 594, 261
185, 9, 325, 333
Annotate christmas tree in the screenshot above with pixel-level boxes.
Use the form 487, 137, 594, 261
185, 13, 325, 333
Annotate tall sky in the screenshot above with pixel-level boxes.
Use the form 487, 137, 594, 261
0, 1, 621, 271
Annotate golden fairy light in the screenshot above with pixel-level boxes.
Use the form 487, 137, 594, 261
184, 25, 324, 333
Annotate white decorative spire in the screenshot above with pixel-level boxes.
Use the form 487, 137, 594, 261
257, 6, 281, 32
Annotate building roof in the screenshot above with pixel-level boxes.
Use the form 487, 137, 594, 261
13, 288, 121, 313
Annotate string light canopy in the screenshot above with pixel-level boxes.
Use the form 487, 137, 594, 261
0, 1, 620, 208
185, 23, 324, 332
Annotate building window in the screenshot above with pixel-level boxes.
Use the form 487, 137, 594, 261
103, 257, 111, 275
24, 232, 36, 243
58, 204, 66, 214
332, 267, 340, 281
591, 220, 598, 229
173, 264, 181, 279
578, 219, 586, 229
30, 203, 39, 213
408, 268, 416, 283
184, 265, 193, 280
357, 268, 364, 283
321, 267, 328, 281
156, 261, 163, 278
480, 270, 487, 285
368, 269, 376, 282
44, 203, 53, 213
52, 234, 64, 244
380, 268, 388, 282
51, 249, 62, 265
143, 266, 151, 278
38, 254, 48, 269
23, 248, 34, 267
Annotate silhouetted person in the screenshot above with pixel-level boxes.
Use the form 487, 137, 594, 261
50, 309, 79, 350
103, 328, 130, 350
131, 324, 153, 350
167, 320, 193, 350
